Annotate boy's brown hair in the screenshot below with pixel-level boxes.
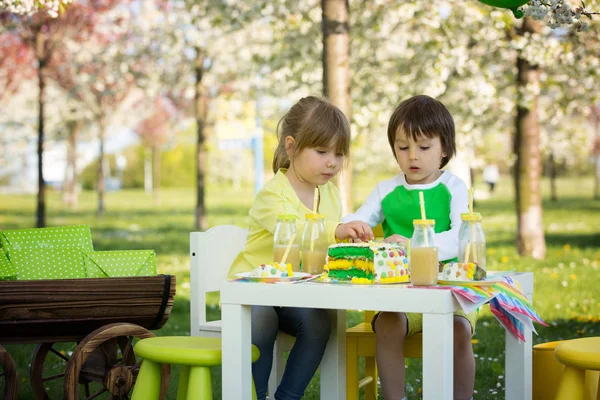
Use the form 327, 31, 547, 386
272, 96, 351, 173
387, 95, 456, 168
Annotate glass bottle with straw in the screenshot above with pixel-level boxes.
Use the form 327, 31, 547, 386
410, 192, 439, 286
277, 233, 296, 277
301, 188, 327, 275
273, 193, 300, 272
458, 188, 487, 280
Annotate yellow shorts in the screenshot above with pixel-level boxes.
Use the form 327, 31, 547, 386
372, 309, 478, 337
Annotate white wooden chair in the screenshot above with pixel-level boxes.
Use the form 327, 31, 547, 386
190, 225, 295, 397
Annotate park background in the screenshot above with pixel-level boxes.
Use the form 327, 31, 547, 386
1, 0, 600, 398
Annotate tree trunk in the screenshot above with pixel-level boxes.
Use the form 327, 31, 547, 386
513, 18, 546, 259
35, 35, 46, 228
594, 120, 600, 200
194, 47, 208, 231
595, 153, 600, 200
595, 165, 599, 199
63, 120, 80, 209
144, 147, 152, 193
548, 151, 557, 202
152, 144, 160, 203
96, 116, 106, 215
70, 123, 80, 209
322, 0, 352, 214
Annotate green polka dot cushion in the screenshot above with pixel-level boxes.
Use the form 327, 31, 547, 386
0, 249, 16, 280
0, 225, 93, 280
84, 250, 156, 278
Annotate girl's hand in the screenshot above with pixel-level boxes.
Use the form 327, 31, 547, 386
384, 234, 410, 247
336, 221, 374, 241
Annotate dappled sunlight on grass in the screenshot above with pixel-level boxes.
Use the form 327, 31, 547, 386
0, 175, 598, 399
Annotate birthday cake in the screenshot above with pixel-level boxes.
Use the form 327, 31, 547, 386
324, 242, 409, 284
250, 262, 293, 278
441, 262, 486, 281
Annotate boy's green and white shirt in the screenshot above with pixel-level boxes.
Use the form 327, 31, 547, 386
343, 171, 469, 262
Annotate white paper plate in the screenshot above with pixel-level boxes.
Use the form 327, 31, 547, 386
234, 272, 312, 283
437, 274, 504, 286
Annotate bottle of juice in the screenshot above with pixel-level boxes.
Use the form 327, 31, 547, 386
458, 212, 486, 279
410, 219, 438, 286
301, 213, 327, 275
273, 214, 300, 272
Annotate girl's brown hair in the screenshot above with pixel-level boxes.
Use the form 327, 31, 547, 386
272, 96, 351, 173
387, 95, 456, 168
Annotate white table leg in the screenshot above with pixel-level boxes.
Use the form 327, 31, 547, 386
505, 293, 533, 400
320, 309, 346, 400
423, 312, 453, 400
222, 303, 253, 400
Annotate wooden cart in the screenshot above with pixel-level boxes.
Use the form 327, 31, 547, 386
0, 274, 176, 400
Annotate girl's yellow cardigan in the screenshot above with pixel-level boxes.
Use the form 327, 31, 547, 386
228, 169, 342, 278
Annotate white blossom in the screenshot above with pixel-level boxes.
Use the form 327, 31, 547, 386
521, 0, 596, 30
0, 0, 72, 17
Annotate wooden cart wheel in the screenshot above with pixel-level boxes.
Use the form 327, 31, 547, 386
31, 340, 144, 400
0, 345, 18, 400
62, 323, 170, 400
31, 342, 76, 399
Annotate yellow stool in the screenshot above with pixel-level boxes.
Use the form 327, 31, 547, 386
131, 336, 260, 400
534, 341, 566, 400
554, 337, 600, 400
346, 311, 422, 400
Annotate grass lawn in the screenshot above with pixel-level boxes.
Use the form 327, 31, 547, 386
1, 174, 599, 399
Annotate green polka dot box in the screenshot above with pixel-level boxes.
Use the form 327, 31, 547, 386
0, 225, 156, 280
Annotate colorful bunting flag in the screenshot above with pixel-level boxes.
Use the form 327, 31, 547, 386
438, 276, 547, 342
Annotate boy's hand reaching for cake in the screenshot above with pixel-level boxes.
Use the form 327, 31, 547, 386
336, 221, 374, 242
384, 234, 410, 247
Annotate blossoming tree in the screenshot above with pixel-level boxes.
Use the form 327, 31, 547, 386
252, 0, 598, 258
1, 0, 119, 226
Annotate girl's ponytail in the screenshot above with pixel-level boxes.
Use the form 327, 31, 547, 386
272, 116, 291, 173
272, 141, 290, 173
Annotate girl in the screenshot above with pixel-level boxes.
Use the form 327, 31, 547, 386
343, 95, 475, 400
229, 95, 373, 400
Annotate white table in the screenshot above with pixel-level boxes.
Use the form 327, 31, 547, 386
221, 272, 533, 400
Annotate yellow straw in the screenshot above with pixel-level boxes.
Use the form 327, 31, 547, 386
470, 224, 477, 262
465, 187, 477, 263
282, 192, 290, 215
418, 191, 429, 247
310, 188, 318, 251
464, 241, 471, 264
468, 187, 474, 214
280, 233, 296, 265
419, 191, 426, 220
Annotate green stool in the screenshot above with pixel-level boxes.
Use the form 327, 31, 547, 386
131, 336, 260, 400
